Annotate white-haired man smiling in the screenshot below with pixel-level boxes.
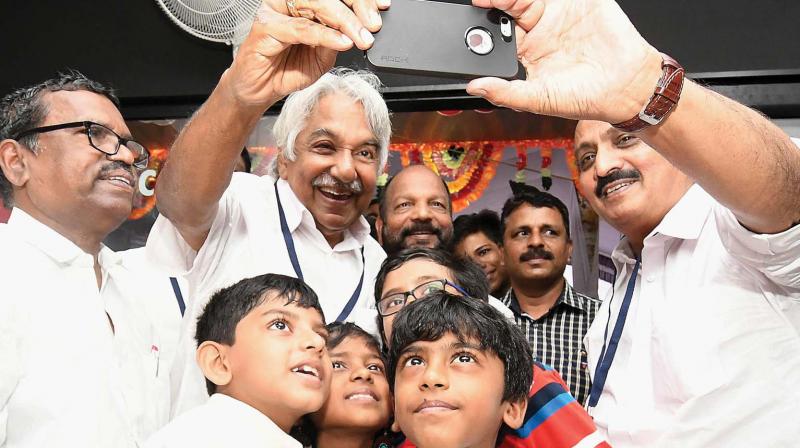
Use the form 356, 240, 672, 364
148, 67, 391, 416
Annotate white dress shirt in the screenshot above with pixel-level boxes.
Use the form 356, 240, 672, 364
144, 393, 300, 448
0, 209, 178, 447
585, 185, 800, 447
147, 174, 387, 417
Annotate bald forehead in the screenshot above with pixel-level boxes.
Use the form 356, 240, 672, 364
43, 90, 128, 135
389, 165, 447, 196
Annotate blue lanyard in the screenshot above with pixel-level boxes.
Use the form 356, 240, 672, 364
587, 259, 640, 408
274, 182, 365, 322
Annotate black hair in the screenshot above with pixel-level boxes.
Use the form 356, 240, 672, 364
0, 70, 118, 207
195, 273, 324, 395
388, 291, 532, 403
500, 191, 571, 240
374, 247, 490, 344
378, 166, 452, 221
326, 321, 384, 359
292, 322, 388, 447
452, 209, 503, 248
240, 147, 252, 173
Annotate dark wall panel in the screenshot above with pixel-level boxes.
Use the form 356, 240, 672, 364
1, 1, 799, 116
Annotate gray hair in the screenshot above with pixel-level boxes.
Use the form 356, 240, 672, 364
0, 70, 118, 207
268, 68, 391, 177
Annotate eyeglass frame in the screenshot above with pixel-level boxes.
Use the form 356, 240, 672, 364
12, 120, 150, 170
377, 279, 469, 317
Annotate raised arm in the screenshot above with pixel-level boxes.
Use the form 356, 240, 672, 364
466, 0, 800, 234
155, 0, 383, 250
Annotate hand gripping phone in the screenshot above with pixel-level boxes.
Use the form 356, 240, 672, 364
366, 0, 519, 79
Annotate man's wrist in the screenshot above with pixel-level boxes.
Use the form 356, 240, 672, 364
611, 49, 664, 124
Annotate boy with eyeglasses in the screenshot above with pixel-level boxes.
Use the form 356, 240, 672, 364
375, 247, 608, 448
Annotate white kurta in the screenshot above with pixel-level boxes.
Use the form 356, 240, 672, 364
0, 209, 178, 447
145, 393, 301, 448
147, 174, 386, 417
585, 185, 800, 447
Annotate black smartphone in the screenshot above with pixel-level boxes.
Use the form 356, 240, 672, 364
365, 0, 519, 79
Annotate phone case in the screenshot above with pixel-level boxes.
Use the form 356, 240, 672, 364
365, 0, 519, 79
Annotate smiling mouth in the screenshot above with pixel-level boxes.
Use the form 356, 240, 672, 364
291, 364, 320, 378
318, 187, 354, 202
602, 179, 637, 198
101, 175, 134, 189
345, 390, 378, 401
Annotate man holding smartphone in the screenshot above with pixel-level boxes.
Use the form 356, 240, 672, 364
148, 0, 393, 418
464, 0, 800, 446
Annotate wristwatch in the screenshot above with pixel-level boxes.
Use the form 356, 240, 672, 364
612, 53, 685, 132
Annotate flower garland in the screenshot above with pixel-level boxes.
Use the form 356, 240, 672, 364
540, 146, 553, 190
392, 138, 575, 212
515, 146, 528, 184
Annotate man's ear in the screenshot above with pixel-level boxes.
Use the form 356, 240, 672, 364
501, 397, 528, 430
0, 139, 32, 189
375, 217, 385, 245
566, 238, 574, 262
276, 153, 289, 180
196, 341, 232, 391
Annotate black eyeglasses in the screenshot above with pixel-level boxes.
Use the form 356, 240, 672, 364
13, 121, 149, 169
377, 279, 469, 317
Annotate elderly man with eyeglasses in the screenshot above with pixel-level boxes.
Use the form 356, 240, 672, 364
0, 72, 180, 447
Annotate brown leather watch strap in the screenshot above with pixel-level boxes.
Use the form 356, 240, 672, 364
613, 54, 685, 132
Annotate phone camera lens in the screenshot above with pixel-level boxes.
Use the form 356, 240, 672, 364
465, 27, 494, 55
500, 16, 513, 39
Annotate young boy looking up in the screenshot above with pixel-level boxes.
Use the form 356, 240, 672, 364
388, 291, 532, 448
146, 274, 331, 448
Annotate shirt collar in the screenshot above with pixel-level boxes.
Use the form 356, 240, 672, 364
502, 281, 588, 317
276, 178, 371, 250
208, 394, 300, 446
611, 184, 712, 269
650, 184, 713, 241
9, 208, 85, 265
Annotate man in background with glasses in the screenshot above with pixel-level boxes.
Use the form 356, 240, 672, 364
373, 247, 607, 448
0, 72, 178, 447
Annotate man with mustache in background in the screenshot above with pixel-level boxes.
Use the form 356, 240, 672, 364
499, 190, 600, 406
376, 165, 454, 256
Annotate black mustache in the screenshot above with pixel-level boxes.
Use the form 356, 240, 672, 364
99, 161, 136, 178
400, 221, 443, 242
595, 169, 641, 198
520, 247, 554, 262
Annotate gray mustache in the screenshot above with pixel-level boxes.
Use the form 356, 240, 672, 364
312, 172, 363, 194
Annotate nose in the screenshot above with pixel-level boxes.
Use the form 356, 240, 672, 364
109, 143, 136, 167
528, 230, 544, 248
302, 328, 326, 353
410, 203, 433, 221
350, 364, 375, 383
330, 149, 357, 184
592, 145, 625, 179
419, 362, 449, 391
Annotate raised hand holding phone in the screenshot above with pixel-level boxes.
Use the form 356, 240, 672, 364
466, 0, 663, 123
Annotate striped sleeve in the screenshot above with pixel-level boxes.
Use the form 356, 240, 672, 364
499, 362, 610, 448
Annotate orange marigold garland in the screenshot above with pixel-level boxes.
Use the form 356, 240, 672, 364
540, 146, 553, 190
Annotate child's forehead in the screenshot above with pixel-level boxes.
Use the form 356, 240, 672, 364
404, 332, 484, 353
248, 292, 324, 323
330, 335, 382, 357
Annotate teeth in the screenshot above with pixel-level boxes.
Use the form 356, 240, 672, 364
347, 393, 376, 401
108, 176, 131, 186
292, 365, 319, 377
605, 181, 632, 196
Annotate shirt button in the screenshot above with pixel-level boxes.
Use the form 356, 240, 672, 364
646, 275, 656, 282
